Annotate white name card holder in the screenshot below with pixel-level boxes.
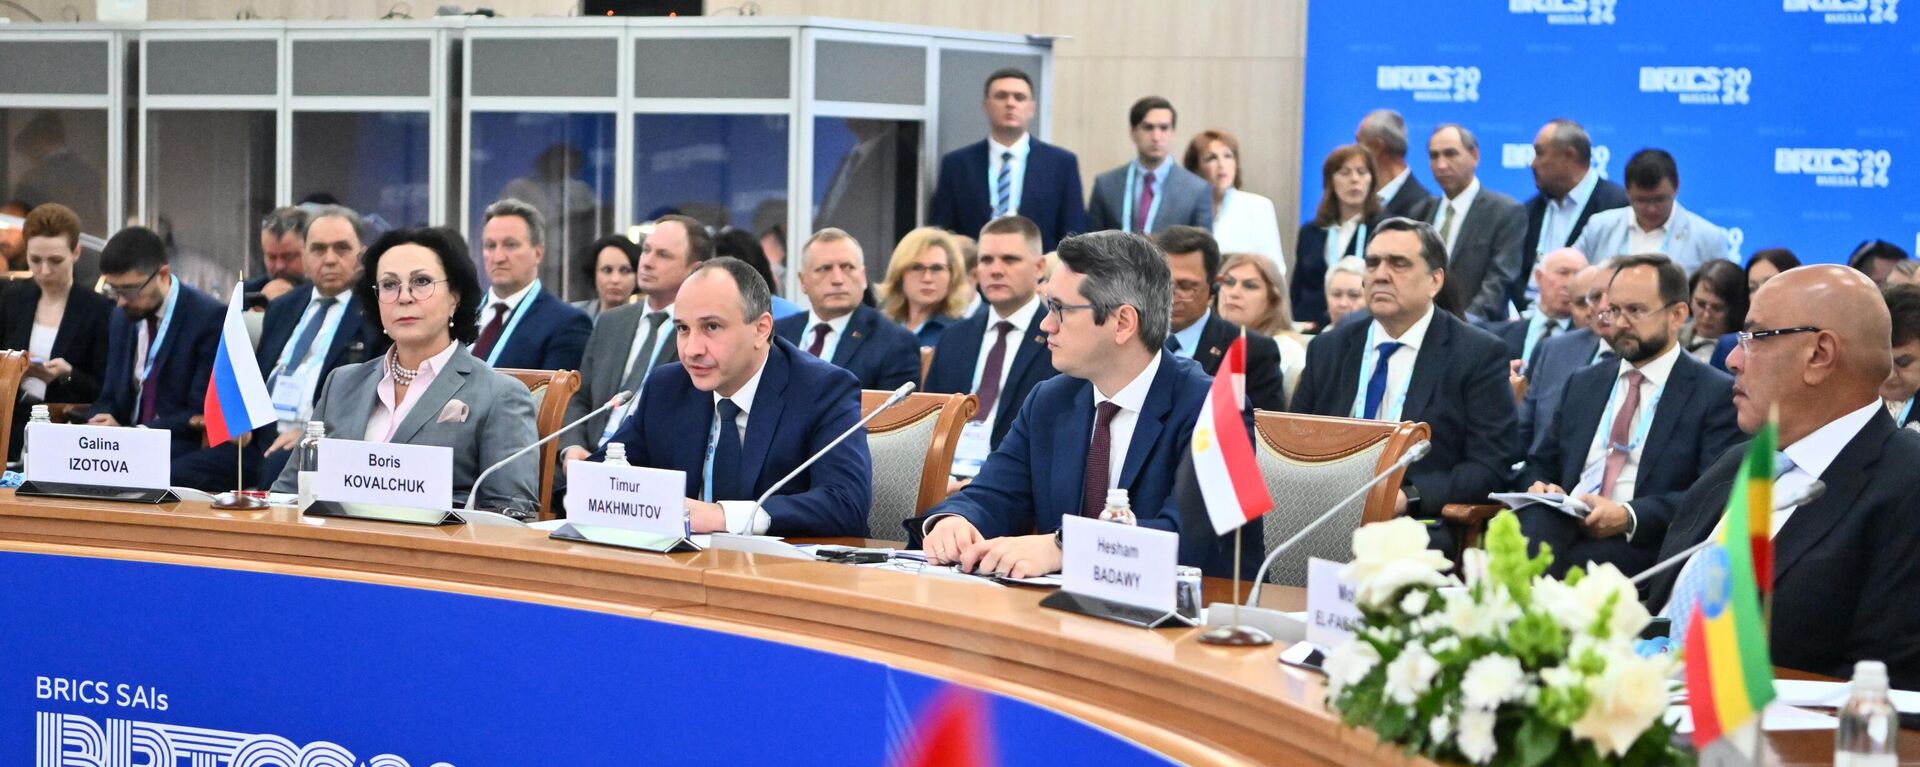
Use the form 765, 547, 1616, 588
549, 462, 701, 553
1039, 515, 1196, 629
18, 422, 179, 504
303, 439, 466, 526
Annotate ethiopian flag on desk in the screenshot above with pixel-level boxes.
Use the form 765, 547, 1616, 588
1682, 420, 1777, 749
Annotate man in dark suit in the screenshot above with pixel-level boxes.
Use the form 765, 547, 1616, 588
85, 227, 227, 490
927, 68, 1087, 252
775, 229, 920, 392
471, 198, 592, 371
919, 230, 1214, 577
1356, 109, 1433, 221
1291, 218, 1517, 551
1645, 265, 1920, 689
1087, 97, 1212, 234
923, 215, 1057, 464
1421, 123, 1525, 322
1516, 255, 1740, 576
594, 257, 871, 537
1156, 225, 1287, 411
246, 206, 309, 302
1517, 260, 1620, 457
1492, 247, 1585, 369
1516, 118, 1628, 310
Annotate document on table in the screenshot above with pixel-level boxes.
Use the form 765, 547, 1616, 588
1665, 701, 1838, 734
1773, 680, 1920, 714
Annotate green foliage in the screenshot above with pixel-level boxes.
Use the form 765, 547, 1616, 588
1485, 511, 1553, 602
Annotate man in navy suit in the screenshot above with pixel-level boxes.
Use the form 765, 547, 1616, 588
774, 229, 920, 392
1156, 225, 1287, 411
920, 230, 1214, 578
1516, 255, 1740, 577
86, 227, 227, 490
1087, 97, 1212, 235
1492, 247, 1585, 369
923, 215, 1057, 461
927, 68, 1087, 252
1356, 109, 1434, 221
1515, 118, 1628, 310
1291, 218, 1517, 551
594, 257, 871, 537
470, 198, 592, 371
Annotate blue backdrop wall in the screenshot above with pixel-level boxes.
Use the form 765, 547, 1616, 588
1302, 0, 1918, 264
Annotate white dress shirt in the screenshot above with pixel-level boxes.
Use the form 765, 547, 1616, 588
971, 295, 1043, 432
1540, 168, 1600, 253
23, 321, 54, 401
1324, 215, 1365, 269
1091, 353, 1163, 491
272, 290, 353, 428
367, 340, 460, 443
1376, 168, 1411, 206
1212, 188, 1286, 278
712, 353, 772, 536
1167, 309, 1209, 358
1580, 343, 1681, 507
1352, 304, 1436, 422
1626, 213, 1670, 256
1431, 177, 1482, 256
986, 133, 1031, 215
800, 309, 854, 362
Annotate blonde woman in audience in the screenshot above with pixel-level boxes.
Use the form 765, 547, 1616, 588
1321, 255, 1368, 332
879, 226, 971, 346
1216, 251, 1308, 399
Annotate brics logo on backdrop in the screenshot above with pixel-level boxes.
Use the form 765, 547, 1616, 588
1784, 0, 1899, 24
1509, 0, 1617, 25
1774, 148, 1893, 188
1376, 66, 1481, 103
1501, 144, 1611, 179
1638, 67, 1752, 105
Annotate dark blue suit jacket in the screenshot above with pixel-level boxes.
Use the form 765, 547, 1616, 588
596, 337, 872, 537
922, 304, 1057, 449
1515, 178, 1629, 309
927, 138, 1087, 251
93, 281, 224, 452
1291, 309, 1518, 512
485, 290, 591, 371
1518, 328, 1606, 458
1290, 220, 1368, 328
1523, 350, 1740, 548
920, 352, 1211, 540
774, 304, 921, 392
915, 315, 954, 347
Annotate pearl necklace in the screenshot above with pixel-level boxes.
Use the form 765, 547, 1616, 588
388, 347, 420, 387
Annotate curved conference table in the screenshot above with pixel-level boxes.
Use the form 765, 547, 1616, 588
0, 493, 1909, 766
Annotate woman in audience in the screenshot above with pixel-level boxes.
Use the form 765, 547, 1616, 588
1680, 259, 1747, 361
1745, 247, 1801, 294
1320, 256, 1369, 332
272, 227, 538, 512
1, 203, 111, 461
1216, 252, 1308, 398
1292, 145, 1380, 329
1889, 259, 1920, 287
1185, 130, 1284, 275
879, 227, 971, 346
571, 234, 640, 324
1881, 284, 1920, 429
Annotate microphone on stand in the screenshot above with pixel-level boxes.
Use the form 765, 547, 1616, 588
1629, 480, 1826, 587
462, 390, 633, 519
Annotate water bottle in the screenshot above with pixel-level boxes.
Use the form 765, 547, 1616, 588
295, 421, 325, 507
21, 405, 50, 476
604, 442, 630, 467
1100, 487, 1135, 526
1836, 660, 1898, 766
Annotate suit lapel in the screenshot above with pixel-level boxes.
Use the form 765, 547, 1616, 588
1401, 314, 1452, 423
739, 344, 791, 493
323, 300, 368, 371
1191, 316, 1232, 373
51, 285, 87, 360
327, 362, 384, 442
1327, 324, 1368, 416
1637, 356, 1694, 474
1773, 412, 1893, 582
1052, 378, 1096, 518
390, 349, 474, 445
1117, 355, 1175, 490
832, 307, 874, 368
599, 308, 645, 396
1017, 141, 1045, 214
1559, 368, 1610, 480
1003, 308, 1049, 402
940, 312, 985, 388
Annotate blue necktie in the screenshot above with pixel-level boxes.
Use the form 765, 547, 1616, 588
994, 151, 1014, 216
1164, 336, 1182, 354
707, 399, 744, 502
279, 297, 337, 384
1362, 341, 1405, 420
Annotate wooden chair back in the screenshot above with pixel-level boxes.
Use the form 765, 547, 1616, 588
495, 367, 581, 521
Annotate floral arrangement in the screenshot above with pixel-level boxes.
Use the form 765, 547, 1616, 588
1322, 512, 1687, 766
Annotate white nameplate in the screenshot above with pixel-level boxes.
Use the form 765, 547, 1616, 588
1059, 515, 1178, 613
1306, 556, 1362, 648
314, 438, 453, 511
563, 462, 688, 537
23, 422, 172, 490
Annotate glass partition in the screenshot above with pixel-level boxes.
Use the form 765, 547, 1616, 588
1, 108, 111, 238
145, 110, 276, 302
292, 111, 432, 233
469, 112, 615, 300
633, 112, 789, 230
812, 117, 921, 277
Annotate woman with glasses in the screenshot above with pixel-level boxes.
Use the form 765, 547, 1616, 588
879, 227, 971, 346
271, 227, 539, 514
1680, 259, 1747, 362
571, 234, 640, 325
1, 203, 111, 462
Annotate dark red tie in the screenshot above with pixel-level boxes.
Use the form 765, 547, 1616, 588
972, 321, 1016, 422
1081, 401, 1122, 517
1133, 171, 1156, 232
136, 316, 159, 425
808, 322, 832, 357
471, 302, 509, 360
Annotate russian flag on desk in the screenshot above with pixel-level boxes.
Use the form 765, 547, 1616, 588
1192, 336, 1274, 535
201, 283, 278, 446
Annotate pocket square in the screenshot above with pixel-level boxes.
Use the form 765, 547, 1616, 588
437, 400, 470, 424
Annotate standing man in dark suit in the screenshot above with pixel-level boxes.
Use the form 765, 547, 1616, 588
1518, 118, 1628, 310
1356, 109, 1433, 221
923, 216, 1057, 473
1087, 97, 1212, 235
247, 206, 310, 303
594, 257, 872, 537
775, 229, 920, 392
1422, 123, 1525, 322
471, 198, 592, 371
1646, 265, 1920, 689
919, 230, 1214, 577
1155, 225, 1287, 411
927, 68, 1086, 252
1291, 218, 1517, 551
1515, 255, 1740, 576
85, 227, 228, 490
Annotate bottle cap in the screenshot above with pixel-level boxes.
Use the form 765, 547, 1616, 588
1853, 660, 1889, 694
606, 442, 628, 462
305, 420, 326, 436
1105, 487, 1129, 505
30, 404, 50, 418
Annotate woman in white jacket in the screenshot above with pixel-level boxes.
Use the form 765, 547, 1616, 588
1184, 129, 1284, 280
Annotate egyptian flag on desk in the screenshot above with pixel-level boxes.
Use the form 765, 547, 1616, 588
1192, 336, 1275, 534
202, 283, 279, 446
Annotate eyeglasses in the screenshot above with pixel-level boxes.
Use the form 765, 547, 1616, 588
1044, 297, 1098, 317
1593, 301, 1679, 324
104, 270, 159, 299
1736, 326, 1821, 354
376, 276, 448, 303
904, 263, 949, 276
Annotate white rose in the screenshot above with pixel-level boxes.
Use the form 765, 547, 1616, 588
1574, 564, 1652, 641
1354, 560, 1450, 610
1428, 708, 1452, 746
1384, 644, 1442, 705
1430, 635, 1461, 656
1531, 575, 1595, 635
1324, 639, 1381, 698
1344, 518, 1454, 605
1444, 587, 1521, 640
1458, 547, 1490, 590
1457, 707, 1498, 764
1401, 589, 1431, 616
1460, 654, 1527, 711
1571, 653, 1669, 757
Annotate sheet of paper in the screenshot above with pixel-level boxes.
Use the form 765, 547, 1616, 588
1487, 491, 1590, 519
1774, 679, 1920, 714
1666, 701, 1838, 734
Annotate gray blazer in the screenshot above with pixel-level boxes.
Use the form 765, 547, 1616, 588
1571, 200, 1732, 275
272, 345, 541, 512
559, 302, 679, 457
1086, 162, 1214, 234
1423, 184, 1526, 322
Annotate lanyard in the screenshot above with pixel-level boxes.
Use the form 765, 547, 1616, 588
1326, 222, 1367, 269
1349, 323, 1412, 421
139, 277, 183, 379
701, 405, 722, 503
1121, 162, 1166, 234
1895, 398, 1914, 425
482, 279, 543, 366
1594, 368, 1666, 458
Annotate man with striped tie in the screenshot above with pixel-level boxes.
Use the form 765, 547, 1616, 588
927, 68, 1087, 252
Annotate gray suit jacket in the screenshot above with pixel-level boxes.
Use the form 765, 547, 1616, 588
1571, 200, 1732, 274
1424, 184, 1526, 322
559, 302, 680, 457
272, 345, 541, 512
1086, 162, 1213, 234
